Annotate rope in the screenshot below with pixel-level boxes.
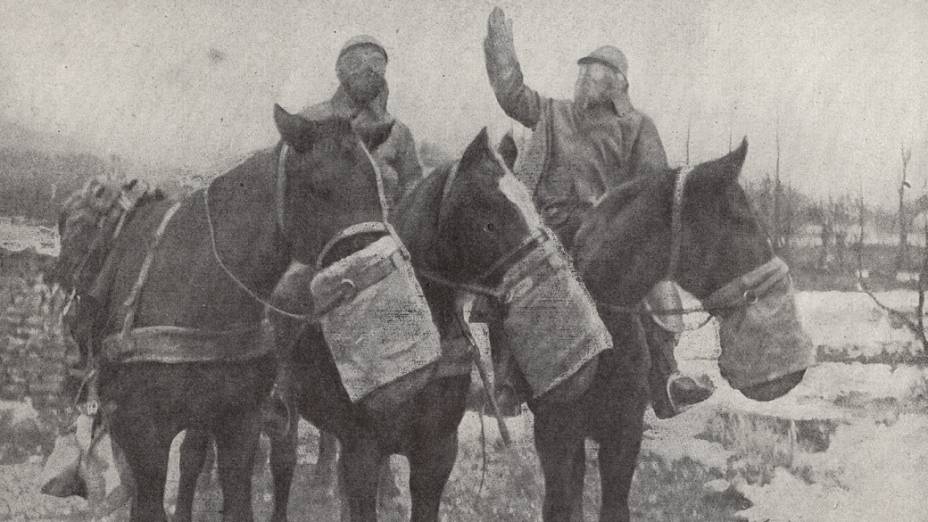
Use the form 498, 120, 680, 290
598, 257, 790, 331
204, 131, 392, 323
418, 269, 506, 300
202, 185, 315, 321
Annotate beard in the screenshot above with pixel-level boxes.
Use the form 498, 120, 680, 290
573, 78, 612, 112
342, 72, 386, 104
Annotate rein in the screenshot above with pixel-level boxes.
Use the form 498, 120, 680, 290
598, 166, 788, 327
204, 135, 394, 322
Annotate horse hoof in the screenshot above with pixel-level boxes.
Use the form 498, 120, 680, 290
740, 370, 805, 401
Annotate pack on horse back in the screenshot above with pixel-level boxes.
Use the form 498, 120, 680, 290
55, 177, 162, 374
43, 177, 161, 512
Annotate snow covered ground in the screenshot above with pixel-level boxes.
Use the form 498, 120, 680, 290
644, 289, 928, 521
0, 222, 58, 257
6, 289, 928, 520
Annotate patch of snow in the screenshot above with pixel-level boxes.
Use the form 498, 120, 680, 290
737, 414, 928, 522
0, 222, 59, 257
0, 399, 39, 427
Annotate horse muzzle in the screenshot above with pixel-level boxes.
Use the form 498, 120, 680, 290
705, 257, 815, 396
309, 234, 441, 407
497, 237, 612, 399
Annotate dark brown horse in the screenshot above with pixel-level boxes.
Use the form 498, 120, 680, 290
94, 105, 392, 521
176, 128, 586, 522
506, 139, 812, 521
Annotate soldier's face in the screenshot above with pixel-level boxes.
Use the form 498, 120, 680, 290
574, 62, 616, 109
337, 46, 387, 103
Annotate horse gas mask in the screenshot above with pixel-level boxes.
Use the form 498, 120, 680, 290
497, 232, 612, 398
423, 162, 613, 402
703, 257, 814, 391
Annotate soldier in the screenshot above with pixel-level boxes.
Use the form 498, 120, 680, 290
483, 7, 712, 417
301, 35, 423, 214
298, 34, 423, 504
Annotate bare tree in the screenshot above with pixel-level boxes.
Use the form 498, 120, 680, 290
896, 143, 913, 273
854, 193, 866, 276
816, 198, 834, 271
685, 118, 691, 166
773, 120, 782, 250
859, 185, 928, 360
832, 196, 850, 271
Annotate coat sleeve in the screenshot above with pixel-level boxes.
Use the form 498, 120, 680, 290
483, 34, 545, 129
392, 123, 424, 199
630, 115, 669, 178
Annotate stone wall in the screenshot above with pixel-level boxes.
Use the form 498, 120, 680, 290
0, 248, 74, 407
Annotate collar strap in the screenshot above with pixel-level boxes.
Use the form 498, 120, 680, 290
316, 221, 407, 269
437, 161, 460, 230
702, 256, 789, 311
418, 229, 551, 302
666, 165, 694, 281
479, 228, 548, 285
275, 143, 291, 234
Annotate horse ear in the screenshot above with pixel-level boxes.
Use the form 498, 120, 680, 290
497, 131, 518, 171
274, 104, 315, 151
358, 121, 395, 151
459, 127, 497, 176
693, 137, 748, 187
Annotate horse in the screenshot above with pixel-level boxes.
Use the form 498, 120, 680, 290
93, 104, 394, 521
178, 127, 586, 522
499, 139, 812, 521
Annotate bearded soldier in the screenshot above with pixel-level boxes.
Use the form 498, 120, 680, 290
483, 7, 712, 417
301, 35, 423, 214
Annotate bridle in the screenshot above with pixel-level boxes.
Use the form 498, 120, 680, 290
600, 165, 789, 323
417, 161, 552, 301
204, 135, 398, 321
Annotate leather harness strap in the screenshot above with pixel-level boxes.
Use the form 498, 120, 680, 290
118, 201, 182, 340
666, 165, 693, 281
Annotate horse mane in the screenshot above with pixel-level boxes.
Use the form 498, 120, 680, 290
592, 169, 674, 220
394, 161, 455, 268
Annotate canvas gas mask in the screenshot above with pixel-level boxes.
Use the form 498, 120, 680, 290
418, 161, 613, 401
496, 232, 612, 398
336, 47, 387, 105
704, 256, 814, 390
271, 142, 441, 410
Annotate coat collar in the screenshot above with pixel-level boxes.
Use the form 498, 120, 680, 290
329, 83, 393, 125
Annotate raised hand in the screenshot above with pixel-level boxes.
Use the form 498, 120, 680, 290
486, 6, 514, 51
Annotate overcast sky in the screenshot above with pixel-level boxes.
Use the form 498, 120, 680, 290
1, 0, 926, 207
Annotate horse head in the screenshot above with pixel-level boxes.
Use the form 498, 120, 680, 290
425, 128, 542, 287
273, 104, 392, 266
399, 128, 611, 401
575, 139, 813, 401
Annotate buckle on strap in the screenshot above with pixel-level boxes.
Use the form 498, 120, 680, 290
702, 256, 789, 310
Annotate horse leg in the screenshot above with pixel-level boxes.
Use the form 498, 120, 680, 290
109, 409, 175, 522
337, 438, 381, 522
267, 410, 299, 522
408, 431, 458, 522
213, 411, 263, 522
312, 430, 339, 497
597, 400, 646, 522
569, 443, 587, 521
174, 429, 213, 522
534, 406, 587, 522
377, 458, 403, 516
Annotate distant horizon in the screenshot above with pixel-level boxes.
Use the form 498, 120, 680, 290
1, 0, 926, 208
